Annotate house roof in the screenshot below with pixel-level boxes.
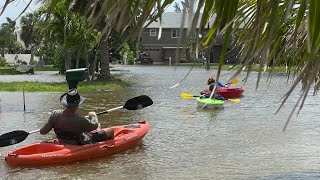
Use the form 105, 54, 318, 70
145, 12, 215, 29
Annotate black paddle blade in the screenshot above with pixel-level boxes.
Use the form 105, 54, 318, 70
0, 130, 29, 147
124, 95, 153, 110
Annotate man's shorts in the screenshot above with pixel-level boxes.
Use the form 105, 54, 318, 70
83, 130, 107, 144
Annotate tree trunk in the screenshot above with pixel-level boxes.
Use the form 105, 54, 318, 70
64, 51, 71, 72
85, 47, 90, 81
1, 48, 4, 57
91, 52, 98, 81
76, 52, 80, 68
98, 35, 111, 80
36, 55, 44, 67
29, 46, 34, 65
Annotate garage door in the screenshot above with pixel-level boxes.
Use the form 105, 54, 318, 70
146, 48, 161, 63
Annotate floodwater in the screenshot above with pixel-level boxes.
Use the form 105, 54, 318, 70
0, 65, 320, 180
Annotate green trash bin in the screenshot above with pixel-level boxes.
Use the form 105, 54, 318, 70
66, 68, 89, 89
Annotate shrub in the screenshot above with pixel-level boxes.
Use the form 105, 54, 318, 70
0, 56, 9, 67
29, 60, 38, 65
127, 51, 135, 65
21, 61, 28, 65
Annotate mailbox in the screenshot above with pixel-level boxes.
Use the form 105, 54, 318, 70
66, 68, 89, 82
65, 68, 89, 89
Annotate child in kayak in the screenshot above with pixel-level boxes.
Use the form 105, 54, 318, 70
200, 77, 225, 100
40, 89, 114, 145
207, 77, 226, 89
200, 91, 225, 100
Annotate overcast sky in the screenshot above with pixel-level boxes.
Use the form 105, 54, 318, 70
0, 0, 179, 26
0, 0, 41, 26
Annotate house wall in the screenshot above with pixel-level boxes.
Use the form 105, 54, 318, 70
211, 45, 240, 64
141, 28, 194, 63
142, 47, 162, 63
164, 49, 188, 62
142, 28, 189, 47
141, 27, 240, 64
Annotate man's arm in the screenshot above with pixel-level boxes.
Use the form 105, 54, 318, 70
83, 112, 100, 132
40, 111, 55, 134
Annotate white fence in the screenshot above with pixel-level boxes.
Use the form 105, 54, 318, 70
4, 54, 39, 65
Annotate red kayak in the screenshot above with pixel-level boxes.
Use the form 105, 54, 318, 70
201, 87, 244, 99
5, 121, 150, 166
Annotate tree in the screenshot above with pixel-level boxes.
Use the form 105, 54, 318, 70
20, 12, 42, 64
0, 17, 17, 57
37, 0, 99, 73
173, 0, 191, 13
3, 0, 170, 79
173, 2, 182, 13
4, 0, 320, 127
64, 0, 151, 80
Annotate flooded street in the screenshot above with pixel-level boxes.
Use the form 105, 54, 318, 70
1, 65, 320, 180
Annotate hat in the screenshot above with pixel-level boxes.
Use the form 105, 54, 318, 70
60, 89, 85, 107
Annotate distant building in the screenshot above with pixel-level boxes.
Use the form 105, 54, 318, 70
141, 12, 240, 64
4, 27, 38, 65
14, 27, 26, 49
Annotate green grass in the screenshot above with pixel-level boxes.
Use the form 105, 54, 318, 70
0, 79, 130, 92
0, 66, 58, 74
0, 67, 19, 75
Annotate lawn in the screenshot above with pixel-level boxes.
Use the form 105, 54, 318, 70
0, 79, 130, 92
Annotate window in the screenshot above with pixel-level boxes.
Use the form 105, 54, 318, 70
150, 29, 156, 36
171, 29, 180, 38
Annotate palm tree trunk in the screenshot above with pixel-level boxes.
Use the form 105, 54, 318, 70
29, 46, 34, 65
98, 35, 111, 80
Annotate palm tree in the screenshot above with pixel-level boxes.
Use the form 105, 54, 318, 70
36, 0, 99, 72
0, 17, 16, 57
20, 12, 41, 64
2, 0, 319, 128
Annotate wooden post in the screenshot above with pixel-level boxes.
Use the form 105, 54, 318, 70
23, 88, 26, 111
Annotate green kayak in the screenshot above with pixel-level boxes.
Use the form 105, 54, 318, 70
196, 97, 224, 108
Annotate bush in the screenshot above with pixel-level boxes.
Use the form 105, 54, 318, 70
29, 60, 38, 65
127, 51, 135, 65
21, 61, 28, 65
0, 56, 9, 66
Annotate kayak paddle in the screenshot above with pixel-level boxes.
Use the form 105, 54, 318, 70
225, 78, 238, 86
97, 95, 153, 114
180, 93, 240, 103
0, 95, 153, 147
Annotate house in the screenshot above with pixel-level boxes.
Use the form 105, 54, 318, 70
141, 12, 240, 64
14, 27, 26, 49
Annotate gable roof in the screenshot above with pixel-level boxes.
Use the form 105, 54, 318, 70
145, 12, 215, 29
